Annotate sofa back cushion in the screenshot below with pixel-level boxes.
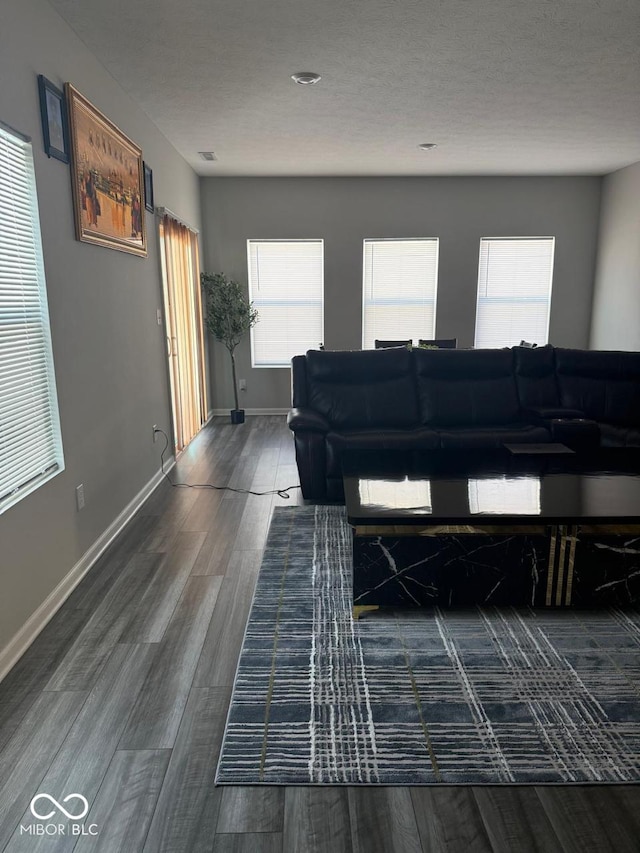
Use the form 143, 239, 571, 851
305, 347, 418, 429
415, 348, 520, 425
555, 348, 640, 425
291, 355, 308, 407
513, 345, 559, 409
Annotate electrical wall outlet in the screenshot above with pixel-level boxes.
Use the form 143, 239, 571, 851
153, 424, 158, 443
156, 308, 163, 326
239, 379, 247, 392
76, 483, 85, 511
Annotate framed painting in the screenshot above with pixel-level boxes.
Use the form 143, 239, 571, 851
38, 75, 69, 163
143, 161, 154, 212
65, 83, 147, 256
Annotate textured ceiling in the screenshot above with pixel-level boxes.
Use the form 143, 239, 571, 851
48, 0, 640, 176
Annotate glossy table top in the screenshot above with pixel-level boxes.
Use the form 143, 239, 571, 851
342, 448, 640, 525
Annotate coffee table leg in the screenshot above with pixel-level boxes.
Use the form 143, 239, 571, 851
352, 605, 380, 620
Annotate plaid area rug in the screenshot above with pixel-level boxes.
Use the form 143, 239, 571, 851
216, 506, 640, 784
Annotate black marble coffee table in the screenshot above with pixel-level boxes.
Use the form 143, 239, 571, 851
343, 448, 640, 617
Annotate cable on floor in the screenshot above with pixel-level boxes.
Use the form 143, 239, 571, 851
155, 428, 300, 499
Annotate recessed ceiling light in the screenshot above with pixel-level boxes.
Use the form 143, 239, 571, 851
418, 143, 438, 151
291, 72, 321, 85
198, 151, 217, 161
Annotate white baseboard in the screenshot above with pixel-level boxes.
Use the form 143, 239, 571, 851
0, 458, 176, 684
210, 408, 289, 416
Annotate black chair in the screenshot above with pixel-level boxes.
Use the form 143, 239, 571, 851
374, 339, 411, 349
418, 338, 457, 349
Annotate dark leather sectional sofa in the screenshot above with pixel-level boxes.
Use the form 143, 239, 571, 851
287, 345, 640, 500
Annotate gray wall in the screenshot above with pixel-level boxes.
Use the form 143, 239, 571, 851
0, 0, 201, 655
201, 176, 602, 411
590, 161, 640, 350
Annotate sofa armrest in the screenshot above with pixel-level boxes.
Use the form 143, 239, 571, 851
523, 406, 585, 422
287, 407, 330, 433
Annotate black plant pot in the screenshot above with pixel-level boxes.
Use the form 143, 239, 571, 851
230, 409, 245, 424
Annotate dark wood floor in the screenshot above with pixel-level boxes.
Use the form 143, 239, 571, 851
1, 416, 639, 852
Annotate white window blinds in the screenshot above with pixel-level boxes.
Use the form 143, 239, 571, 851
0, 123, 64, 515
362, 238, 439, 350
247, 240, 324, 367
474, 237, 555, 349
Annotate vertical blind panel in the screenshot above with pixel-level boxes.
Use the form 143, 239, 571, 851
0, 125, 64, 512
362, 239, 439, 350
248, 240, 324, 366
159, 216, 207, 452
474, 238, 555, 349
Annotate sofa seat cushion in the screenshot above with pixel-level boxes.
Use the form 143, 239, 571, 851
555, 349, 640, 426
306, 347, 419, 429
438, 424, 551, 449
326, 428, 439, 476
414, 348, 521, 426
599, 423, 640, 447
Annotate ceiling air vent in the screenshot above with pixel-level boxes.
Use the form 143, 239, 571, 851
198, 151, 217, 161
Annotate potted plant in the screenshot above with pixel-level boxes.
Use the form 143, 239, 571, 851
201, 271, 258, 424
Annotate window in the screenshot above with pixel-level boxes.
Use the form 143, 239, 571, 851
474, 237, 555, 349
0, 122, 64, 515
362, 238, 439, 350
247, 239, 324, 367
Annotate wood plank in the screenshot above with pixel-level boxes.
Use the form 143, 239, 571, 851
46, 553, 163, 692
283, 787, 352, 853
271, 463, 303, 508
0, 605, 88, 752
233, 493, 274, 552
119, 575, 222, 749
4, 643, 156, 853
119, 531, 207, 643
73, 750, 170, 852
197, 419, 254, 480
0, 691, 87, 851
68, 514, 161, 611
192, 553, 260, 688
348, 788, 422, 853
216, 787, 284, 833
411, 787, 493, 852
473, 786, 563, 853
213, 833, 283, 853
223, 453, 261, 497
536, 785, 640, 853
277, 427, 297, 467
180, 484, 226, 533
135, 479, 198, 524
190, 496, 250, 576
142, 687, 229, 853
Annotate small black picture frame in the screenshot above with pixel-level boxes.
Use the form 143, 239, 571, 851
38, 75, 69, 163
143, 161, 154, 212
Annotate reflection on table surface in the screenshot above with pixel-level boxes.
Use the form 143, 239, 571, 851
345, 448, 640, 523
357, 475, 542, 516
358, 477, 432, 514
468, 477, 541, 515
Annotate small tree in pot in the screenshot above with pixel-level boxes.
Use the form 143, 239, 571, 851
201, 272, 258, 424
